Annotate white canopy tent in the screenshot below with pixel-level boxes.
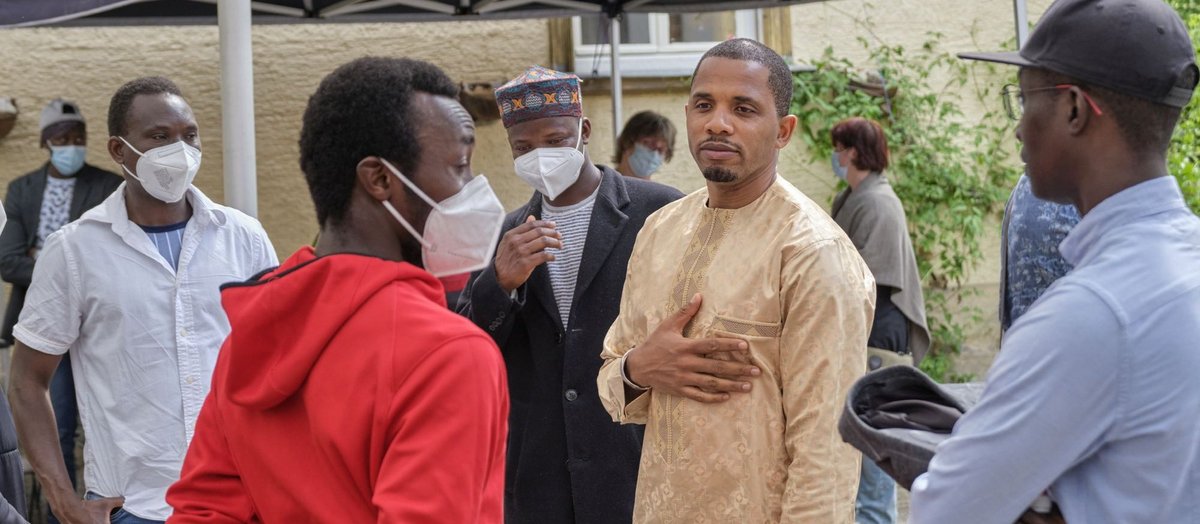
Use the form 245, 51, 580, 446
2, 0, 1031, 216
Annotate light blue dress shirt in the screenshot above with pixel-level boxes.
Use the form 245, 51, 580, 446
910, 176, 1200, 524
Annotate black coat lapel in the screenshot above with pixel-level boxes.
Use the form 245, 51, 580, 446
26, 166, 48, 236
522, 194, 565, 328
69, 166, 97, 219
572, 169, 629, 305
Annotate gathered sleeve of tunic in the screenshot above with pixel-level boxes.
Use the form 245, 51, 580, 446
778, 238, 874, 522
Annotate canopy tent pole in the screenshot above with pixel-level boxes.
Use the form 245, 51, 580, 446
1013, 0, 1029, 48
219, 0, 259, 217
610, 14, 623, 149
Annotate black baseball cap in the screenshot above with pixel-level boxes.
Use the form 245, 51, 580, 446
959, 0, 1199, 108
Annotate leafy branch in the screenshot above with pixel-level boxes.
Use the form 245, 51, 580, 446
790, 31, 1016, 382
1167, 6, 1200, 214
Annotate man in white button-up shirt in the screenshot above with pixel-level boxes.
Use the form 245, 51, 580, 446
8, 76, 277, 524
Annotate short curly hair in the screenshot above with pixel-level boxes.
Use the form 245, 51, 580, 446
107, 76, 183, 137
299, 56, 458, 226
693, 39, 793, 118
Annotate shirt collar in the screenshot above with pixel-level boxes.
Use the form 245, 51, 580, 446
83, 183, 229, 233
855, 172, 886, 192
542, 178, 601, 212
1059, 176, 1188, 265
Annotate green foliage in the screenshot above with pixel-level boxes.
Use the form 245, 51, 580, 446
791, 34, 1014, 382
1167, 7, 1200, 214
787, 3, 1199, 382
1170, 0, 1200, 19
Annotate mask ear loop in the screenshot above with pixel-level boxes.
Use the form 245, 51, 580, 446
574, 117, 584, 152
117, 136, 146, 157
115, 136, 147, 183
379, 158, 439, 251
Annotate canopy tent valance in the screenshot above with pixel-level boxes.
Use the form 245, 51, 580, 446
0, 0, 1030, 216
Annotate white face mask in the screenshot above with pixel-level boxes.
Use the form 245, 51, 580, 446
379, 159, 506, 278
118, 137, 202, 203
513, 118, 585, 200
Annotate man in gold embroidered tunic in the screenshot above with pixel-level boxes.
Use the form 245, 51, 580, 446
597, 39, 875, 523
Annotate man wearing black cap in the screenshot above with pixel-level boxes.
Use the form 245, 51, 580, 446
910, 1, 1200, 523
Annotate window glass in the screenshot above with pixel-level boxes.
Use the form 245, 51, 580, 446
668, 12, 737, 43
580, 13, 652, 45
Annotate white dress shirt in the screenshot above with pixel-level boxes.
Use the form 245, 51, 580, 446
910, 176, 1200, 524
15, 184, 278, 521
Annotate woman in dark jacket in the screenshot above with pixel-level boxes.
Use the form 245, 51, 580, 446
829, 117, 930, 524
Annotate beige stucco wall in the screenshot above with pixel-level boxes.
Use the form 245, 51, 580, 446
0, 1, 1058, 374
786, 0, 1055, 373
581, 88, 839, 201
584, 0, 1056, 374
0, 19, 549, 256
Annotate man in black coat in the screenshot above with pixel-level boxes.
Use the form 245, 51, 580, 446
458, 66, 682, 523
0, 99, 121, 517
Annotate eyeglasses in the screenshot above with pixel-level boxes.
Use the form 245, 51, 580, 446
1001, 84, 1104, 121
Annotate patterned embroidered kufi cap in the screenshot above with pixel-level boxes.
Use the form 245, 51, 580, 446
494, 65, 583, 128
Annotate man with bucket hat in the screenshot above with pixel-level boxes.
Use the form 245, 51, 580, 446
910, 1, 1200, 523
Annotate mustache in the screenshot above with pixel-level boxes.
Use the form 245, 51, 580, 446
699, 138, 741, 152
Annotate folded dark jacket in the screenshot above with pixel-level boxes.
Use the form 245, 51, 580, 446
838, 365, 986, 490
864, 399, 964, 433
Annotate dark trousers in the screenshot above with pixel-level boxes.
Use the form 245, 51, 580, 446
48, 355, 77, 524
86, 493, 164, 524
0, 286, 19, 344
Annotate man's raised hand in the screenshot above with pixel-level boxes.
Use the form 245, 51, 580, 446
495, 215, 562, 293
625, 293, 761, 403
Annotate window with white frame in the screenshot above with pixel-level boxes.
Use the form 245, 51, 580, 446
572, 10, 762, 78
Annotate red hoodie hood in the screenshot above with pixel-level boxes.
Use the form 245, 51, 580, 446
220, 246, 446, 410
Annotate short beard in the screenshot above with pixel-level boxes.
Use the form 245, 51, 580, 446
702, 167, 737, 183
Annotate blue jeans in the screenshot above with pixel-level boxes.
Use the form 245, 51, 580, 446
48, 355, 78, 524
855, 456, 897, 524
85, 493, 165, 524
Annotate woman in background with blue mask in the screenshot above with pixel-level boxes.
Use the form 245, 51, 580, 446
614, 110, 676, 180
829, 117, 930, 524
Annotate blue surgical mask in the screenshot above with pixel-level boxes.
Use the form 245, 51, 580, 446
629, 143, 665, 178
831, 150, 848, 182
49, 145, 86, 176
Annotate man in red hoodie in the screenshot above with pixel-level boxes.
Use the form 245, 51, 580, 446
165, 57, 510, 523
